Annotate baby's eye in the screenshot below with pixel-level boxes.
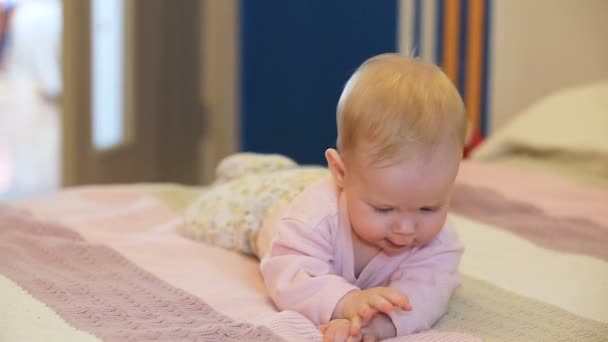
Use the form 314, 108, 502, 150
420, 207, 438, 213
373, 206, 394, 214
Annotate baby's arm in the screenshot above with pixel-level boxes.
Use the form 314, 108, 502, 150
260, 217, 359, 325
386, 226, 464, 336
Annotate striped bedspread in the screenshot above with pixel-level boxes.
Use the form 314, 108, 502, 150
1, 161, 607, 341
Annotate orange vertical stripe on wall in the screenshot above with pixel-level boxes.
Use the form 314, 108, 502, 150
465, 0, 485, 138
442, 0, 460, 85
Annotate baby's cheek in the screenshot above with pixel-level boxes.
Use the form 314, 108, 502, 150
420, 217, 444, 242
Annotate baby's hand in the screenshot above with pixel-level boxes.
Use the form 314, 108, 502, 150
335, 287, 411, 336
320, 318, 382, 342
320, 319, 357, 342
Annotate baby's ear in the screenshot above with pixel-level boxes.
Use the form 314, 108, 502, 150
325, 148, 346, 188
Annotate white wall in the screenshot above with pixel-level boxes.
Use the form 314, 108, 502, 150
489, 0, 608, 130
398, 0, 608, 133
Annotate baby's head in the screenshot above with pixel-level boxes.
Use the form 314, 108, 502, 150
326, 53, 467, 254
336, 53, 467, 166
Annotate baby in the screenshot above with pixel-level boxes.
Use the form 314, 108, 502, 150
183, 53, 467, 341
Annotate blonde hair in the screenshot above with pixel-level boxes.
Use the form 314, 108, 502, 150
336, 53, 467, 165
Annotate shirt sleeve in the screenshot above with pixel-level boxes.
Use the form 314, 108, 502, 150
387, 225, 464, 336
260, 216, 359, 325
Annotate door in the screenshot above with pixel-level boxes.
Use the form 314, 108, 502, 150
62, 0, 201, 186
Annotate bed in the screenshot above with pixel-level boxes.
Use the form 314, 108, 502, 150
2, 83, 608, 341
1, 159, 606, 341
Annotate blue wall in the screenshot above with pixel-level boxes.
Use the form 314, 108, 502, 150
240, 1, 398, 165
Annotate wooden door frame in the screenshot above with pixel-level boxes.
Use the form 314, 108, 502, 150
62, 0, 202, 186
198, 0, 240, 183
62, 0, 92, 185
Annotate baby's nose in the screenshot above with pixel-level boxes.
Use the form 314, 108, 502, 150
395, 217, 416, 235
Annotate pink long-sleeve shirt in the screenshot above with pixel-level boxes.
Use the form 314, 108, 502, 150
260, 178, 464, 336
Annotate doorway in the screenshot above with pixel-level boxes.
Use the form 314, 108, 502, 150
0, 0, 61, 200
0, 0, 204, 201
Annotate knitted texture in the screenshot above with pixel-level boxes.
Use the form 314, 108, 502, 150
0, 205, 284, 342
451, 183, 608, 261
436, 275, 608, 342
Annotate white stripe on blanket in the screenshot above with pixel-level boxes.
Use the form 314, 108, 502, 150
452, 214, 608, 323
0, 275, 100, 342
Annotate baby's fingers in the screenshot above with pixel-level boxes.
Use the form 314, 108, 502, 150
379, 288, 412, 311
332, 324, 351, 342
356, 304, 377, 325
368, 295, 394, 314
323, 326, 346, 342
349, 315, 362, 336
323, 320, 352, 342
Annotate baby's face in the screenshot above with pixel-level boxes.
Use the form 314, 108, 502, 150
343, 147, 460, 255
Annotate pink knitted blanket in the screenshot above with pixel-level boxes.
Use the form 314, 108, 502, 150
0, 205, 284, 341
3, 161, 607, 341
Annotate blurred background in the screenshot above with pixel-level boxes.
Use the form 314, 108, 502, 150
0, 0, 607, 200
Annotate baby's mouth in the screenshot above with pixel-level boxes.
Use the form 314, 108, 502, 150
385, 239, 413, 249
